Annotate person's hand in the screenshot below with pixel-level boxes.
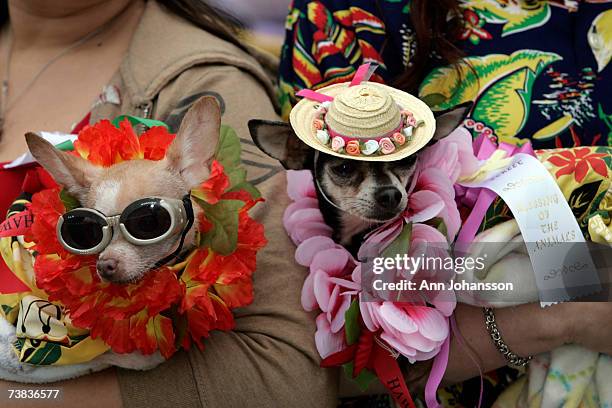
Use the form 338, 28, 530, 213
560, 302, 612, 355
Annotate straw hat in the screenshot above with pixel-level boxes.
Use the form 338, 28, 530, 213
289, 81, 436, 162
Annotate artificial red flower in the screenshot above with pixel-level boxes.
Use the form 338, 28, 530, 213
192, 161, 230, 204
26, 188, 69, 257
179, 249, 239, 350
183, 295, 235, 350
547, 147, 608, 183
179, 249, 216, 313
215, 274, 254, 309
217, 212, 266, 282
74, 119, 175, 166
132, 314, 176, 359
139, 127, 176, 160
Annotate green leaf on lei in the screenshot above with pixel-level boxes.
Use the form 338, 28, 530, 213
343, 362, 378, 391
60, 190, 80, 211
111, 115, 169, 130
344, 299, 361, 346
215, 125, 246, 188
194, 198, 244, 255
381, 223, 412, 259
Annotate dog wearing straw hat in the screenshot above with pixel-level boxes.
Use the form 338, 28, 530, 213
249, 66, 469, 253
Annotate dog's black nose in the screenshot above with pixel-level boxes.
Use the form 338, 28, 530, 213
97, 259, 118, 279
375, 187, 403, 210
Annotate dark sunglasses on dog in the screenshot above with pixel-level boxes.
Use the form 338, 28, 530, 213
57, 195, 193, 255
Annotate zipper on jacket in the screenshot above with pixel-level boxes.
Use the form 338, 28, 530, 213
135, 101, 153, 134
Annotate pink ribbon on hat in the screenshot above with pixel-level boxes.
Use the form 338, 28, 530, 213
295, 63, 376, 103
350, 63, 377, 86
295, 89, 334, 103
456, 134, 536, 244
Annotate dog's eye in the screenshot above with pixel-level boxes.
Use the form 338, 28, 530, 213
331, 162, 356, 178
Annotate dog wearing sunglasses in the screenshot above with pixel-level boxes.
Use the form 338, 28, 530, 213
0, 96, 220, 382
248, 105, 469, 254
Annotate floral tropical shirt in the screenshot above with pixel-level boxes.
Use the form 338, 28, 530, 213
278, 0, 612, 149
278, 1, 612, 407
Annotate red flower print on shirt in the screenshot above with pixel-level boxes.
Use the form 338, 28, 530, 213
547, 147, 608, 183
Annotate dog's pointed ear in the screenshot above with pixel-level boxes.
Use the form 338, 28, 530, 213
248, 119, 312, 170
166, 96, 221, 188
25, 132, 100, 201
431, 102, 473, 141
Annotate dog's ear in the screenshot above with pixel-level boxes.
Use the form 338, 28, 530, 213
248, 119, 312, 170
166, 96, 221, 188
25, 132, 100, 201
431, 102, 473, 141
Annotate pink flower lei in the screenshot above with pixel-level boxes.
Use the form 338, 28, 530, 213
283, 127, 480, 408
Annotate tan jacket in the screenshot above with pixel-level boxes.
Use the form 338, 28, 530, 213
91, 2, 337, 407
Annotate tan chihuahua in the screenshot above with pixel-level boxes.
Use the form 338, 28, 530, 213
0, 96, 221, 382
28, 96, 221, 283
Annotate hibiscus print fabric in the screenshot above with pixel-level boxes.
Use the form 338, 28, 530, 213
279, 0, 612, 148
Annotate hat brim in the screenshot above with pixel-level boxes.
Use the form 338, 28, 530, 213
289, 82, 436, 162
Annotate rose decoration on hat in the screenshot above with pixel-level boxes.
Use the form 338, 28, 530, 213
362, 140, 380, 156
345, 140, 361, 156
291, 64, 435, 162
316, 129, 330, 144
379, 137, 396, 155
331, 136, 346, 152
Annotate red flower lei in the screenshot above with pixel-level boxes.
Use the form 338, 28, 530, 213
24, 118, 266, 358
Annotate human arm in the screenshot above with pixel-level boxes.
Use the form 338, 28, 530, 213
444, 301, 612, 385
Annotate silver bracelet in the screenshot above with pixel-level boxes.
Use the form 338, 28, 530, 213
483, 307, 533, 368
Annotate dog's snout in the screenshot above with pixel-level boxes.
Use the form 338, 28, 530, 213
374, 187, 403, 210
97, 258, 118, 280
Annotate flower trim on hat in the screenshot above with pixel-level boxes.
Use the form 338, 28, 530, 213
313, 101, 425, 157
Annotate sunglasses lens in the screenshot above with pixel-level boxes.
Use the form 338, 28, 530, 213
122, 201, 172, 240
60, 211, 106, 251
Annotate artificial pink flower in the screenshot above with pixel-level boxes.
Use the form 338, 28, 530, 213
407, 224, 454, 283
402, 110, 416, 126
331, 136, 345, 152
360, 300, 449, 363
283, 171, 333, 245
295, 236, 338, 267
412, 169, 462, 240
417, 127, 479, 183
379, 137, 396, 154
301, 247, 357, 312
287, 170, 317, 201
315, 313, 346, 358
393, 132, 406, 146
